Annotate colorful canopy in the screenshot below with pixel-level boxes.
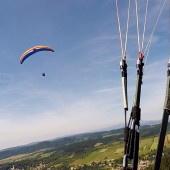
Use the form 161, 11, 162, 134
20, 45, 54, 64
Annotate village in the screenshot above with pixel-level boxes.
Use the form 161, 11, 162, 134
70, 159, 151, 170
9, 158, 151, 170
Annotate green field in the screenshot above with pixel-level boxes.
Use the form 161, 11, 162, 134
0, 124, 169, 170
71, 134, 170, 166
0, 133, 169, 169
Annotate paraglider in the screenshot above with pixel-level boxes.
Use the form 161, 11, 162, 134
20, 45, 54, 77
20, 45, 54, 64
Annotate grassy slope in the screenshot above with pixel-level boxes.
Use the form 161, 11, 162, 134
0, 151, 54, 165
0, 124, 169, 168
0, 134, 170, 167
71, 133, 170, 166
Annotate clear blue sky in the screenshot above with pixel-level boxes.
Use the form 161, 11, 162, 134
0, 0, 169, 150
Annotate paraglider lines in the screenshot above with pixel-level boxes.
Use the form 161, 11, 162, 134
115, 0, 167, 169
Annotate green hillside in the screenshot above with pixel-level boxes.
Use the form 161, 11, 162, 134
0, 123, 169, 170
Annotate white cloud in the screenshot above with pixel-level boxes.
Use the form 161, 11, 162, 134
0, 91, 122, 149
93, 87, 120, 94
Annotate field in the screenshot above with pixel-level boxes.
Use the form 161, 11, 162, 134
0, 134, 170, 169
0, 123, 169, 169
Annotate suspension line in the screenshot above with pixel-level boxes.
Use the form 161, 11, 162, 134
144, 0, 167, 55
124, 0, 131, 56
141, 0, 149, 52
144, 39, 151, 64
135, 0, 141, 52
115, 0, 124, 58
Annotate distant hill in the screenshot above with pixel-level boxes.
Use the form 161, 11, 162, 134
0, 122, 169, 161
0, 122, 169, 169
100, 119, 161, 131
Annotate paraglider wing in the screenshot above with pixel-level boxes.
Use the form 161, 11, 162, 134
20, 45, 54, 64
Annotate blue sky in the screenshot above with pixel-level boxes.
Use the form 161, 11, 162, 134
0, 0, 169, 150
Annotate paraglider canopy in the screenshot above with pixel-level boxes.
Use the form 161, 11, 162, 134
20, 45, 54, 64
